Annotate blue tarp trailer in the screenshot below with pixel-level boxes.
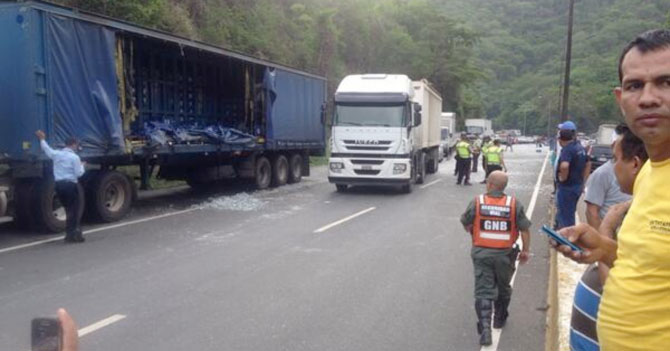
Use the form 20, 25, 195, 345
0, 1, 327, 232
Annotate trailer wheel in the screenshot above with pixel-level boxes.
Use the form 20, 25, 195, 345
32, 178, 85, 233
255, 156, 272, 190
288, 154, 303, 184
416, 153, 426, 184
426, 150, 439, 174
86, 170, 132, 222
13, 179, 35, 230
0, 190, 6, 218
271, 155, 289, 187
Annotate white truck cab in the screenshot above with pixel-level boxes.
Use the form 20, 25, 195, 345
328, 74, 441, 193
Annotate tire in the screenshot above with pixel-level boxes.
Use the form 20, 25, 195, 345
13, 179, 36, 230
0, 190, 6, 217
335, 184, 348, 192
416, 153, 426, 184
255, 156, 272, 190
32, 178, 85, 233
288, 154, 303, 184
400, 183, 413, 194
271, 155, 289, 187
86, 170, 133, 223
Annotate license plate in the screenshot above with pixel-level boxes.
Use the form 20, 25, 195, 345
362, 165, 372, 170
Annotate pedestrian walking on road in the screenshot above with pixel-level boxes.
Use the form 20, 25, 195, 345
481, 136, 492, 173
460, 171, 531, 346
455, 133, 473, 186
555, 121, 591, 229
505, 135, 514, 152
471, 136, 482, 173
480, 139, 506, 184
35, 130, 86, 243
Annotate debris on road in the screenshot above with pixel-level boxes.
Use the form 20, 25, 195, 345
194, 193, 267, 212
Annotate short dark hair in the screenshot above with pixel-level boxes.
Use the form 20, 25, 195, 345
615, 123, 648, 162
559, 129, 574, 141
65, 137, 79, 147
493, 139, 500, 145
618, 29, 670, 82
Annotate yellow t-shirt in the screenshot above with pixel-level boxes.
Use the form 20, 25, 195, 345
598, 159, 670, 350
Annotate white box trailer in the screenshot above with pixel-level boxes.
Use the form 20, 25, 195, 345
412, 80, 442, 150
596, 124, 617, 145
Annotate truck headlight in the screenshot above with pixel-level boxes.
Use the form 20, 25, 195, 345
393, 163, 407, 174
330, 162, 344, 173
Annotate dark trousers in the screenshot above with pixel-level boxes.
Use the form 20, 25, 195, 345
457, 157, 471, 184
454, 155, 460, 175
55, 181, 82, 239
486, 164, 503, 177
556, 185, 581, 229
472, 153, 480, 172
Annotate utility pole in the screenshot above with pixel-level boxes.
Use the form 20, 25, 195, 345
560, 0, 575, 122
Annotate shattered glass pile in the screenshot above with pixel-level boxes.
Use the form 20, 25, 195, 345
143, 121, 257, 147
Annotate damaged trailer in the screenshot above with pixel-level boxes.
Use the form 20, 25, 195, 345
0, 0, 327, 232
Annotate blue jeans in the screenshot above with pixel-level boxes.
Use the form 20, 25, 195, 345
556, 184, 582, 229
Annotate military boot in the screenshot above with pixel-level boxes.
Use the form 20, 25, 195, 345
475, 299, 493, 346
493, 297, 511, 329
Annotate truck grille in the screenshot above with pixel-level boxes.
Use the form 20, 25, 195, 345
350, 159, 384, 165
343, 140, 392, 152
354, 169, 381, 175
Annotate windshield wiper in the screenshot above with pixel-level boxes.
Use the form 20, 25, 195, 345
365, 123, 392, 127
338, 122, 363, 126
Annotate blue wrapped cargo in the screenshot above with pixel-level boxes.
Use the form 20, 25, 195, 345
0, 1, 326, 232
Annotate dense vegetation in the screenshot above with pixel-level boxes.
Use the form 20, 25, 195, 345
56, 0, 669, 134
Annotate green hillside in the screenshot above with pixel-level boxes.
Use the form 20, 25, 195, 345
55, 0, 670, 133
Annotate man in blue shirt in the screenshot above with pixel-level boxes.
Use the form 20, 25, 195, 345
555, 121, 591, 229
35, 130, 86, 242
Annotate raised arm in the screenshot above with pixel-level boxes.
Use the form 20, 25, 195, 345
35, 130, 56, 159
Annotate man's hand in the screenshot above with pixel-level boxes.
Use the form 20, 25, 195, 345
518, 250, 530, 264
554, 223, 617, 266
464, 224, 473, 234
58, 308, 79, 351
35, 130, 46, 141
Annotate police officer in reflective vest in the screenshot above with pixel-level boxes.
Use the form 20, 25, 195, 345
460, 171, 531, 346
485, 139, 507, 177
455, 133, 473, 186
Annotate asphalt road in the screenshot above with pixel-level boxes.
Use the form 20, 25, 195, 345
0, 144, 554, 351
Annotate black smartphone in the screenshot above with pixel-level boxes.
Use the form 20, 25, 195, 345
31, 318, 61, 351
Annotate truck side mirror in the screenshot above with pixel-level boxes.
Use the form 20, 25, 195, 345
414, 112, 422, 127
413, 102, 422, 112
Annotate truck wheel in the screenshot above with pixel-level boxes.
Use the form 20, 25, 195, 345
335, 184, 348, 192
271, 155, 289, 187
400, 182, 413, 194
32, 179, 85, 233
416, 153, 426, 184
86, 170, 132, 222
0, 190, 6, 217
13, 179, 35, 230
288, 154, 303, 184
255, 156, 272, 190
427, 150, 439, 174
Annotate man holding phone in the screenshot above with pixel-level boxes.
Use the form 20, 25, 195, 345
460, 171, 531, 346
557, 29, 670, 350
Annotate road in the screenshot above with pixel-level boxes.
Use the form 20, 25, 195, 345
0, 145, 554, 351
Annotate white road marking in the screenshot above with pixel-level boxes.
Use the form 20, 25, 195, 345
313, 207, 376, 233
78, 314, 127, 337
420, 179, 443, 189
0, 208, 198, 255
482, 152, 549, 351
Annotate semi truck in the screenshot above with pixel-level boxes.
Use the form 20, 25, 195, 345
465, 118, 493, 137
328, 75, 442, 193
440, 112, 457, 158
0, 1, 327, 232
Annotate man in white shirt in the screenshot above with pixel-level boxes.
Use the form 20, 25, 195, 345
35, 130, 86, 242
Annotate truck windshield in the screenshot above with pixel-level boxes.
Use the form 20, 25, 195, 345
334, 104, 407, 127
466, 126, 484, 135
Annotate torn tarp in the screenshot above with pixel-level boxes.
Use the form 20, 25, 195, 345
143, 121, 256, 147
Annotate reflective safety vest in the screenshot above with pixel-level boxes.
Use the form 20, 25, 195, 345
486, 146, 502, 165
472, 194, 518, 249
482, 141, 493, 154
456, 141, 471, 158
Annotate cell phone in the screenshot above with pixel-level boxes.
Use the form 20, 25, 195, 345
31, 317, 61, 351
541, 225, 584, 252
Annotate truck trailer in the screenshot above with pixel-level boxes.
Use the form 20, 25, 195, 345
465, 119, 493, 137
440, 112, 457, 158
328, 74, 442, 193
0, 1, 327, 232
